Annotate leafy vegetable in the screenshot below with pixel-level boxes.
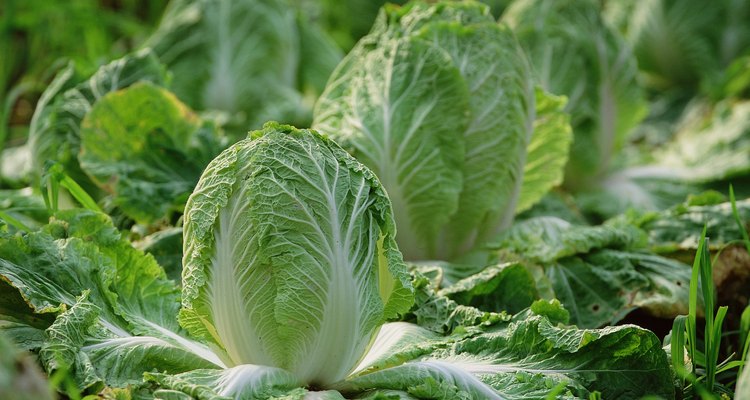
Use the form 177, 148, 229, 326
475, 217, 693, 327
314, 1, 571, 260
28, 49, 168, 194
0, 210, 221, 391
433, 262, 538, 315
581, 96, 750, 220
654, 99, 750, 183
144, 0, 342, 132
623, 195, 750, 253
134, 227, 184, 282
516, 90, 572, 214
0, 124, 673, 399
613, 0, 750, 90
78, 82, 225, 224
7, 0, 750, 397
0, 188, 48, 233
503, 0, 647, 191
336, 306, 674, 400
180, 122, 412, 384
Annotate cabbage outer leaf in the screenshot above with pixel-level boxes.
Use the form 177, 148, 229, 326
0, 210, 223, 392
335, 306, 674, 400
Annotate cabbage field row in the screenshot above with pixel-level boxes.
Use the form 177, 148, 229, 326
1, 0, 749, 399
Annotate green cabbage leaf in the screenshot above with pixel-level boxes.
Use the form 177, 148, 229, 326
0, 124, 671, 399
314, 1, 571, 261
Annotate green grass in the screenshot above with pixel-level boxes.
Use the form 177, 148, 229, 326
731, 185, 750, 379
670, 186, 750, 398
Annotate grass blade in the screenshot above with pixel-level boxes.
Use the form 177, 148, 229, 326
0, 210, 32, 232
687, 226, 708, 376
701, 235, 716, 391
740, 305, 750, 377
729, 184, 750, 255
706, 306, 728, 391
59, 174, 102, 213
672, 315, 688, 388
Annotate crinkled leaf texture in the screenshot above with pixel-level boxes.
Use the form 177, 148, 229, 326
145, 365, 303, 400
145, 312, 672, 400
0, 210, 223, 393
516, 89, 572, 214
134, 226, 185, 282
180, 122, 413, 385
411, 261, 539, 316
331, 303, 673, 400
626, 196, 750, 253
436, 262, 538, 315
79, 82, 225, 224
314, 1, 568, 261
28, 49, 168, 193
491, 217, 691, 327
2, 122, 672, 399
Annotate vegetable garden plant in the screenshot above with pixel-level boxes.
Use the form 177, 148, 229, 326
1, 0, 749, 399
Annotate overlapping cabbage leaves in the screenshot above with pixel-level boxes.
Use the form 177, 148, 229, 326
623, 195, 750, 254
431, 216, 693, 328
653, 99, 750, 184
578, 97, 750, 220
606, 0, 750, 91
25, 50, 225, 224
179, 123, 412, 384
28, 52, 226, 225
433, 192, 749, 329
144, 0, 342, 132
503, 0, 647, 191
28, 49, 168, 196
314, 1, 571, 261
0, 124, 673, 399
78, 82, 225, 224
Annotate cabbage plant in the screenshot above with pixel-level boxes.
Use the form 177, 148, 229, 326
0, 123, 673, 399
314, 1, 571, 261
78, 82, 225, 224
29, 49, 169, 196
144, 0, 343, 131
27, 50, 228, 225
179, 123, 413, 384
503, 0, 647, 191
606, 0, 750, 91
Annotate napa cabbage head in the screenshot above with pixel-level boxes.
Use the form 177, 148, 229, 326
503, 0, 647, 191
606, 0, 750, 91
179, 122, 413, 386
143, 0, 342, 132
314, 1, 570, 261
